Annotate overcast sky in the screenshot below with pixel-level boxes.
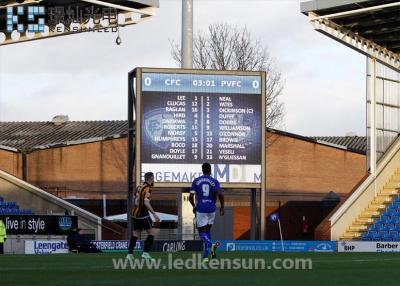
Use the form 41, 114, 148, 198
0, 0, 366, 136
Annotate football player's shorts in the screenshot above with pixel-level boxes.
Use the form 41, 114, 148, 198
196, 212, 216, 228
132, 216, 153, 231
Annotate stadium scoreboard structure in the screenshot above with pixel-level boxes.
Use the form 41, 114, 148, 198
132, 68, 266, 188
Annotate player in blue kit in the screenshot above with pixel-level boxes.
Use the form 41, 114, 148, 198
189, 163, 224, 263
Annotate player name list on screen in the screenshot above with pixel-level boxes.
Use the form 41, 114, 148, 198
139, 72, 263, 184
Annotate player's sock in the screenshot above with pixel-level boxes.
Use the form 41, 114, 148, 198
199, 232, 212, 258
206, 230, 212, 241
206, 231, 218, 258
128, 235, 138, 254
143, 234, 154, 253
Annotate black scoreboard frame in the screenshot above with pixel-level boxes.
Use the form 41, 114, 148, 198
130, 67, 266, 189
127, 67, 267, 239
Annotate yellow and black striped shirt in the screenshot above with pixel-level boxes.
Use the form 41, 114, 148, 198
132, 183, 151, 218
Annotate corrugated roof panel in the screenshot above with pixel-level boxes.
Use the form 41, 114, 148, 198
311, 136, 367, 153
0, 121, 128, 152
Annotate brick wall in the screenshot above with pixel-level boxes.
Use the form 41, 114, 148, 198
0, 132, 365, 200
26, 138, 127, 199
266, 133, 366, 196
0, 133, 367, 200
0, 149, 22, 178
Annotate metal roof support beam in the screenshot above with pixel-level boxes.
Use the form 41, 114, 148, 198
369, 58, 377, 196
310, 2, 400, 21
0, 0, 43, 9
308, 12, 400, 72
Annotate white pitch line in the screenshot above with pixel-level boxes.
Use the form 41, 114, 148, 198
311, 258, 400, 263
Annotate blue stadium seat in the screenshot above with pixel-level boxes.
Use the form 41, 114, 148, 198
369, 225, 378, 232
370, 230, 379, 235
0, 198, 33, 215
390, 231, 400, 240
386, 209, 397, 217
382, 232, 392, 241
391, 209, 399, 215
387, 204, 395, 211
379, 224, 390, 232
362, 232, 371, 241
371, 233, 381, 241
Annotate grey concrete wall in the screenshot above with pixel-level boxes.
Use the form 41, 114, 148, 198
211, 207, 234, 240
0, 178, 67, 214
3, 235, 67, 254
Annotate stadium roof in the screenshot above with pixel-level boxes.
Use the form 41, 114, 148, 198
0, 120, 128, 152
269, 129, 367, 154
0, 120, 367, 154
300, 0, 400, 71
310, 135, 367, 152
0, 0, 159, 46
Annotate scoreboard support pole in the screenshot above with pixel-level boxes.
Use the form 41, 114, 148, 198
260, 186, 266, 239
260, 71, 267, 240
250, 188, 257, 240
127, 69, 136, 239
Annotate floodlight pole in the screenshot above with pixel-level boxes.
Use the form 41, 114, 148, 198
181, 0, 193, 69
181, 0, 193, 240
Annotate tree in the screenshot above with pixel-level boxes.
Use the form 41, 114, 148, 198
171, 23, 285, 129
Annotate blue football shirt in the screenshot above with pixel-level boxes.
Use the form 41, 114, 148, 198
191, 175, 221, 213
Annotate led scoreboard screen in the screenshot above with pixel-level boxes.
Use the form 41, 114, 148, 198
135, 68, 266, 187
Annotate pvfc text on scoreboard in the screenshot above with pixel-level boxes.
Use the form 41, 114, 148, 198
136, 69, 265, 186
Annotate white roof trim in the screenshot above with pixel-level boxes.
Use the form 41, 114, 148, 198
31, 134, 124, 151
316, 140, 348, 150
0, 145, 19, 153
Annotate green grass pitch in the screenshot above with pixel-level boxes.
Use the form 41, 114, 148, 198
1, 252, 400, 286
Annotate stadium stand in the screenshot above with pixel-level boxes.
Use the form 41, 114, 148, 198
341, 168, 400, 241
302, 0, 400, 242
361, 196, 400, 241
0, 195, 34, 215
0, 169, 102, 240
